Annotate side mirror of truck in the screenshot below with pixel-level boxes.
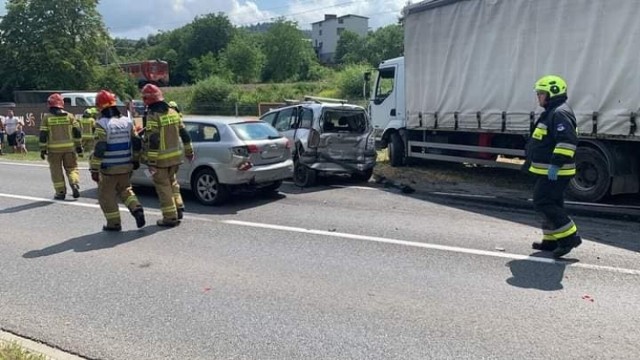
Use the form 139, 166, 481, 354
364, 72, 371, 82
363, 72, 372, 99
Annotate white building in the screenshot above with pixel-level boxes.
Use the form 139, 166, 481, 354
311, 14, 369, 63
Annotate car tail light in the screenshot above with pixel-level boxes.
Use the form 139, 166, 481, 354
308, 129, 320, 149
237, 161, 253, 171
232, 145, 260, 157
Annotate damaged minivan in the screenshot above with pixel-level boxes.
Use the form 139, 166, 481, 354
260, 98, 377, 187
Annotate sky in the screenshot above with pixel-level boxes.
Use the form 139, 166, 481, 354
0, 0, 407, 39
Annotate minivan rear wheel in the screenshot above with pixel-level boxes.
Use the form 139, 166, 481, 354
293, 160, 316, 187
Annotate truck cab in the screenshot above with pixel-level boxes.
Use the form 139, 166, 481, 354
369, 56, 406, 166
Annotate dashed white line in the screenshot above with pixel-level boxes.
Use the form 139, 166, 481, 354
1, 192, 639, 276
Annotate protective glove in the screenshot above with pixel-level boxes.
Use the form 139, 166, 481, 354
185, 153, 195, 163
76, 146, 84, 157
40, 150, 47, 160
548, 165, 559, 181
132, 161, 140, 170
91, 171, 100, 183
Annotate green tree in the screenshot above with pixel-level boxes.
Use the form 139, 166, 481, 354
262, 19, 308, 82
365, 24, 404, 67
188, 52, 231, 82
221, 32, 265, 83
335, 30, 367, 65
91, 65, 138, 101
185, 13, 234, 59
0, 0, 111, 98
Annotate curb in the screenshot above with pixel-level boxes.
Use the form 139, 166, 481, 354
0, 329, 86, 360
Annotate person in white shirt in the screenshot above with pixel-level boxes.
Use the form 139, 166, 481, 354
0, 115, 5, 155
4, 110, 24, 153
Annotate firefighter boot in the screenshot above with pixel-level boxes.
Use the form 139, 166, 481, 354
71, 184, 80, 199
54, 192, 65, 200
177, 207, 185, 220
156, 219, 180, 227
552, 236, 582, 258
132, 208, 146, 229
532, 240, 557, 251
102, 224, 122, 232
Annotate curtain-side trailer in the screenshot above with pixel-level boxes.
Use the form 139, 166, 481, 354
368, 0, 640, 202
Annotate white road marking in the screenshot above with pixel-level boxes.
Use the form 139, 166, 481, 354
1, 192, 639, 276
0, 161, 90, 170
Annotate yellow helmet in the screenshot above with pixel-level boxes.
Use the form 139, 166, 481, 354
535, 75, 567, 98
168, 101, 178, 108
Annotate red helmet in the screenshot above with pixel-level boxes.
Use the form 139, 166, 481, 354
96, 90, 117, 111
141, 84, 164, 106
48, 93, 64, 109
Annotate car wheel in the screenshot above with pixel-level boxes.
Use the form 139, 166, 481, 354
191, 168, 229, 205
566, 147, 611, 202
351, 169, 373, 183
293, 160, 316, 187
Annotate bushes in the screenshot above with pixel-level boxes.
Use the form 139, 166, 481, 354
335, 64, 370, 101
189, 76, 233, 114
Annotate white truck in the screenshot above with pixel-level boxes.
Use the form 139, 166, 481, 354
368, 0, 640, 202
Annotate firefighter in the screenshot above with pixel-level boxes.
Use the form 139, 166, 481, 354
90, 90, 146, 231
80, 107, 98, 152
168, 101, 181, 114
40, 93, 83, 200
141, 84, 194, 227
526, 75, 581, 258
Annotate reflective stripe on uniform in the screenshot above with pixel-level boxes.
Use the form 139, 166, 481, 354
124, 195, 138, 207
529, 162, 576, 176
105, 211, 120, 220
553, 142, 577, 158
48, 142, 75, 149
543, 221, 578, 240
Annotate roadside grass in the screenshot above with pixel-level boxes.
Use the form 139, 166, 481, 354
0, 342, 46, 360
374, 149, 534, 191
0, 136, 88, 162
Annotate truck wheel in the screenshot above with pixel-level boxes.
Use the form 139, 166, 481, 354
388, 132, 404, 167
567, 147, 611, 202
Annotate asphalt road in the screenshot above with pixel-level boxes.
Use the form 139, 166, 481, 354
0, 160, 639, 360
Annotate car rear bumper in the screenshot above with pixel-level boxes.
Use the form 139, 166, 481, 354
303, 154, 377, 174
218, 159, 294, 185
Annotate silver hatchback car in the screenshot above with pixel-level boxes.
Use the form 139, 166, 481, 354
131, 116, 293, 205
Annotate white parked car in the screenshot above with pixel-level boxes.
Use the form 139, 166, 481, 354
131, 116, 293, 205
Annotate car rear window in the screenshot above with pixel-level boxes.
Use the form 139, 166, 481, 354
231, 121, 282, 140
321, 109, 368, 134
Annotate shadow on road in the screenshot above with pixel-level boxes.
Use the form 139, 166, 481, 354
505, 252, 578, 291
22, 226, 163, 258
0, 201, 52, 214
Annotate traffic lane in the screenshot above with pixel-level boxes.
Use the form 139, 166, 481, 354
1, 159, 639, 273
175, 184, 640, 272
1, 197, 639, 360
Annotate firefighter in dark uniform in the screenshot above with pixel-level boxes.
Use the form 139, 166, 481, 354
526, 75, 582, 258
140, 84, 194, 227
90, 90, 146, 231
40, 93, 83, 200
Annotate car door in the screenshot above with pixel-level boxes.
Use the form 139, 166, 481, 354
178, 122, 223, 188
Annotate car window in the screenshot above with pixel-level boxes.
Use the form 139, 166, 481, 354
260, 112, 277, 127
300, 108, 314, 129
231, 122, 281, 140
63, 98, 72, 106
185, 123, 220, 142
76, 98, 89, 106
273, 108, 295, 131
321, 109, 368, 134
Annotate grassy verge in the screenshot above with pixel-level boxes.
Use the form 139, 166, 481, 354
0, 136, 88, 162
0, 342, 46, 360
374, 149, 534, 192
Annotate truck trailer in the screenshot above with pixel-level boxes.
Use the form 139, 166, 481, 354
368, 0, 640, 202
